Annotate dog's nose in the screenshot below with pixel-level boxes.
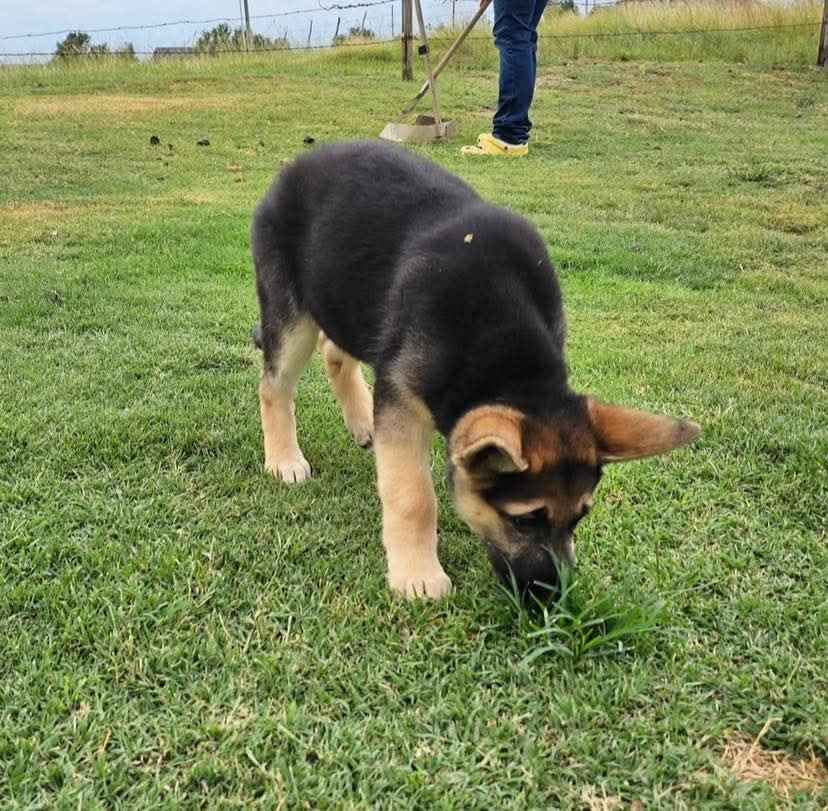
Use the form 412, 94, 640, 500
487, 544, 561, 603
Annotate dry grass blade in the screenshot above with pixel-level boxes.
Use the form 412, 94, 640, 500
722, 722, 828, 799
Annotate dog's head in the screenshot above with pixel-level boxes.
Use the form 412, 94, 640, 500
447, 398, 700, 600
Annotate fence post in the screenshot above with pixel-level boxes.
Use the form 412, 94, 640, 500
333, 17, 341, 44
818, 0, 828, 66
243, 0, 252, 44
402, 0, 414, 80
307, 19, 313, 48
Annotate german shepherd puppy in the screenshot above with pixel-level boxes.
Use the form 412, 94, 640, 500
252, 141, 700, 601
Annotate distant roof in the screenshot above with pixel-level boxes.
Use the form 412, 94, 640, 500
152, 47, 196, 58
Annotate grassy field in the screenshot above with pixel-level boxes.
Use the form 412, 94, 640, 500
1, 28, 827, 810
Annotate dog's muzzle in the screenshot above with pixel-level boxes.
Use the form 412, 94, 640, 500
546, 536, 576, 568
487, 543, 564, 603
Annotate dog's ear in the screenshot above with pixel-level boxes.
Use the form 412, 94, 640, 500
450, 406, 528, 475
587, 398, 701, 463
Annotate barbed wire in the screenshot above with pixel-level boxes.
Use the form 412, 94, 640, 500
0, 1, 397, 41
0, 20, 818, 59
318, 0, 397, 11
0, 38, 394, 58
537, 20, 818, 37
1, 0, 799, 42
266, 12, 395, 44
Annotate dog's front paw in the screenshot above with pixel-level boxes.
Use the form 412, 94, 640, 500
388, 568, 453, 600
265, 455, 311, 484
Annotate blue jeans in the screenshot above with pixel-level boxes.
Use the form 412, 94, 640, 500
492, 0, 550, 145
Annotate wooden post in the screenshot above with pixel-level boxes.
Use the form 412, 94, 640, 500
243, 0, 252, 37
307, 19, 313, 48
391, 4, 395, 38
402, 0, 414, 80
818, 0, 828, 66
333, 16, 341, 44
238, 0, 249, 51
361, 10, 368, 32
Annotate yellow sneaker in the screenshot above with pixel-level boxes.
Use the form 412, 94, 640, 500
460, 133, 529, 157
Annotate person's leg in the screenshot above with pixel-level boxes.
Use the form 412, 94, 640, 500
528, 0, 549, 99
460, 0, 550, 155
492, 0, 538, 145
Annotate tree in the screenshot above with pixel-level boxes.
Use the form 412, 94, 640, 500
195, 23, 283, 53
195, 22, 233, 53
334, 25, 376, 45
53, 31, 121, 61
54, 31, 91, 59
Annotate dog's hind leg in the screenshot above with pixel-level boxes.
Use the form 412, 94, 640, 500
319, 334, 374, 448
253, 188, 321, 483
258, 315, 318, 483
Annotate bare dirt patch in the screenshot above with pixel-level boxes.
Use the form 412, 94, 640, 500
721, 728, 828, 800
579, 786, 623, 810
536, 73, 579, 89
580, 786, 645, 811
0, 200, 101, 224
15, 94, 248, 119
0, 200, 116, 247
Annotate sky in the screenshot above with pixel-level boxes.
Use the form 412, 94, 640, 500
0, 0, 493, 60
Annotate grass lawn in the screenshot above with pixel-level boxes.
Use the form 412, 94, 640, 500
1, 39, 827, 808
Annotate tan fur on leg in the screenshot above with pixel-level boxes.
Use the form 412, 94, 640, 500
319, 334, 374, 447
374, 399, 452, 600
260, 317, 318, 483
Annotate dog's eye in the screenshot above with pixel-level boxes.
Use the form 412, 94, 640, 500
507, 508, 548, 530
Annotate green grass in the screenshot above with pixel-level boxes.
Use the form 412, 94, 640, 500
502, 565, 667, 666
1, 37, 827, 809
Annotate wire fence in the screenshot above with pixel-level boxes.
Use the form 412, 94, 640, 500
0, 1, 401, 41
0, 0, 822, 62
1, 25, 819, 59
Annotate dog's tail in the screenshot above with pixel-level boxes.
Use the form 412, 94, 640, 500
250, 323, 263, 350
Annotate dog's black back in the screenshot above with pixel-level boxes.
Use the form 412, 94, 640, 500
252, 140, 568, 434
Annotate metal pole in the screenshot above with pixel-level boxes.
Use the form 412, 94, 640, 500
401, 0, 491, 114
402, 0, 413, 80
413, 0, 441, 126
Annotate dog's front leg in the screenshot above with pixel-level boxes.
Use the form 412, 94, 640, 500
374, 397, 452, 600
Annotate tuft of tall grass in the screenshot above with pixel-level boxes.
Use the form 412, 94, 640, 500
502, 564, 665, 665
